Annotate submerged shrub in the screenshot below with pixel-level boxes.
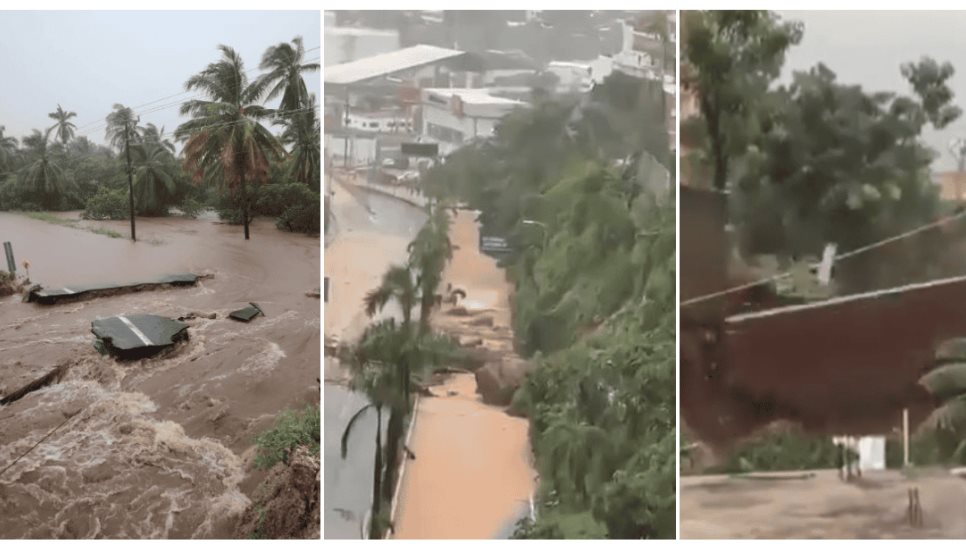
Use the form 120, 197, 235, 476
254, 183, 316, 217
82, 186, 128, 220
276, 200, 320, 235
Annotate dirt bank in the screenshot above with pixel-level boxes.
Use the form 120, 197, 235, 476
392, 210, 535, 539
681, 469, 966, 538
0, 211, 319, 538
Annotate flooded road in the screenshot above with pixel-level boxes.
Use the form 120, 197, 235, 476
392, 211, 536, 539
323, 181, 425, 538
0, 211, 319, 538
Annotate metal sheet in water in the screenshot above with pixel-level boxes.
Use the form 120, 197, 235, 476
229, 302, 264, 322
28, 273, 200, 304
91, 314, 189, 359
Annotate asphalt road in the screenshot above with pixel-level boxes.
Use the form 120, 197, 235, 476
323, 186, 426, 538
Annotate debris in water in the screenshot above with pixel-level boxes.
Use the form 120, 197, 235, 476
27, 273, 203, 305
229, 302, 264, 322
91, 314, 189, 360
178, 311, 217, 321
0, 364, 68, 406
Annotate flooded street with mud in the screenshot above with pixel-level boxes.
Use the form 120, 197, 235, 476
324, 178, 535, 539
0, 212, 319, 538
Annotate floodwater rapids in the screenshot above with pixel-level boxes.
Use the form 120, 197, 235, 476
0, 211, 319, 538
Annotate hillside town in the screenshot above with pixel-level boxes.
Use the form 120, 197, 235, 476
324, 9, 676, 540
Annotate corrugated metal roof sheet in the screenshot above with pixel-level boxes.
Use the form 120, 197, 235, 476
324, 44, 466, 85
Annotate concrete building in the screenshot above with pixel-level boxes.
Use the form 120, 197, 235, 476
612, 14, 669, 82
344, 110, 415, 134
324, 26, 401, 67
324, 45, 471, 165
420, 88, 527, 155
546, 58, 614, 94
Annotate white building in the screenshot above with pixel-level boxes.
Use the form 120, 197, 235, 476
547, 58, 614, 93
612, 18, 666, 81
344, 110, 415, 134
420, 88, 527, 155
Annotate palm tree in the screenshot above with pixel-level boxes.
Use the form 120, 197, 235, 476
918, 353, 966, 463
18, 129, 71, 208
340, 317, 455, 537
364, 265, 418, 327
340, 318, 410, 539
105, 103, 140, 240
408, 207, 454, 336
258, 36, 320, 112
132, 127, 177, 216
175, 45, 286, 240
48, 104, 77, 146
278, 94, 321, 188
0, 126, 18, 173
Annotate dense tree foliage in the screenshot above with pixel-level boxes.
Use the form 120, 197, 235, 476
1, 36, 320, 237
684, 10, 966, 471
422, 71, 675, 538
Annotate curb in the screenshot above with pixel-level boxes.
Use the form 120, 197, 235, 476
349, 181, 429, 210
385, 394, 421, 539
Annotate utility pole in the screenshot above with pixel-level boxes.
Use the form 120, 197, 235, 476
125, 120, 136, 242
344, 87, 350, 168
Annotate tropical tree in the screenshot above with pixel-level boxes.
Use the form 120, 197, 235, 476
18, 129, 71, 208
279, 94, 321, 188
175, 45, 286, 240
683, 10, 803, 190
258, 35, 320, 112
364, 265, 418, 327
132, 124, 178, 215
340, 319, 404, 539
0, 126, 17, 173
105, 103, 140, 240
48, 104, 77, 146
918, 345, 966, 464
340, 317, 455, 538
407, 206, 454, 336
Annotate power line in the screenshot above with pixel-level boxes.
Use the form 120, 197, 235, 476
72, 48, 320, 137
74, 56, 322, 140
680, 208, 966, 307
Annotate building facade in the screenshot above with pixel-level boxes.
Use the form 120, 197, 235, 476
420, 88, 526, 155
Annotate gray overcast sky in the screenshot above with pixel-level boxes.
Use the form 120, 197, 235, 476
779, 10, 966, 171
0, 11, 320, 147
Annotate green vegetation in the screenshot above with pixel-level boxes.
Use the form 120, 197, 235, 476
423, 69, 675, 538
684, 11, 961, 286
0, 36, 320, 238
24, 211, 122, 238
339, 207, 458, 539
253, 404, 321, 470
82, 186, 129, 220
683, 10, 966, 472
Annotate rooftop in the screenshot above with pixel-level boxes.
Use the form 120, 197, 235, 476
423, 88, 527, 106
324, 44, 467, 86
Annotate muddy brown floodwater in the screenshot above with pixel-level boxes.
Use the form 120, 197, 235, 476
393, 211, 536, 539
0, 211, 319, 538
681, 469, 966, 538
